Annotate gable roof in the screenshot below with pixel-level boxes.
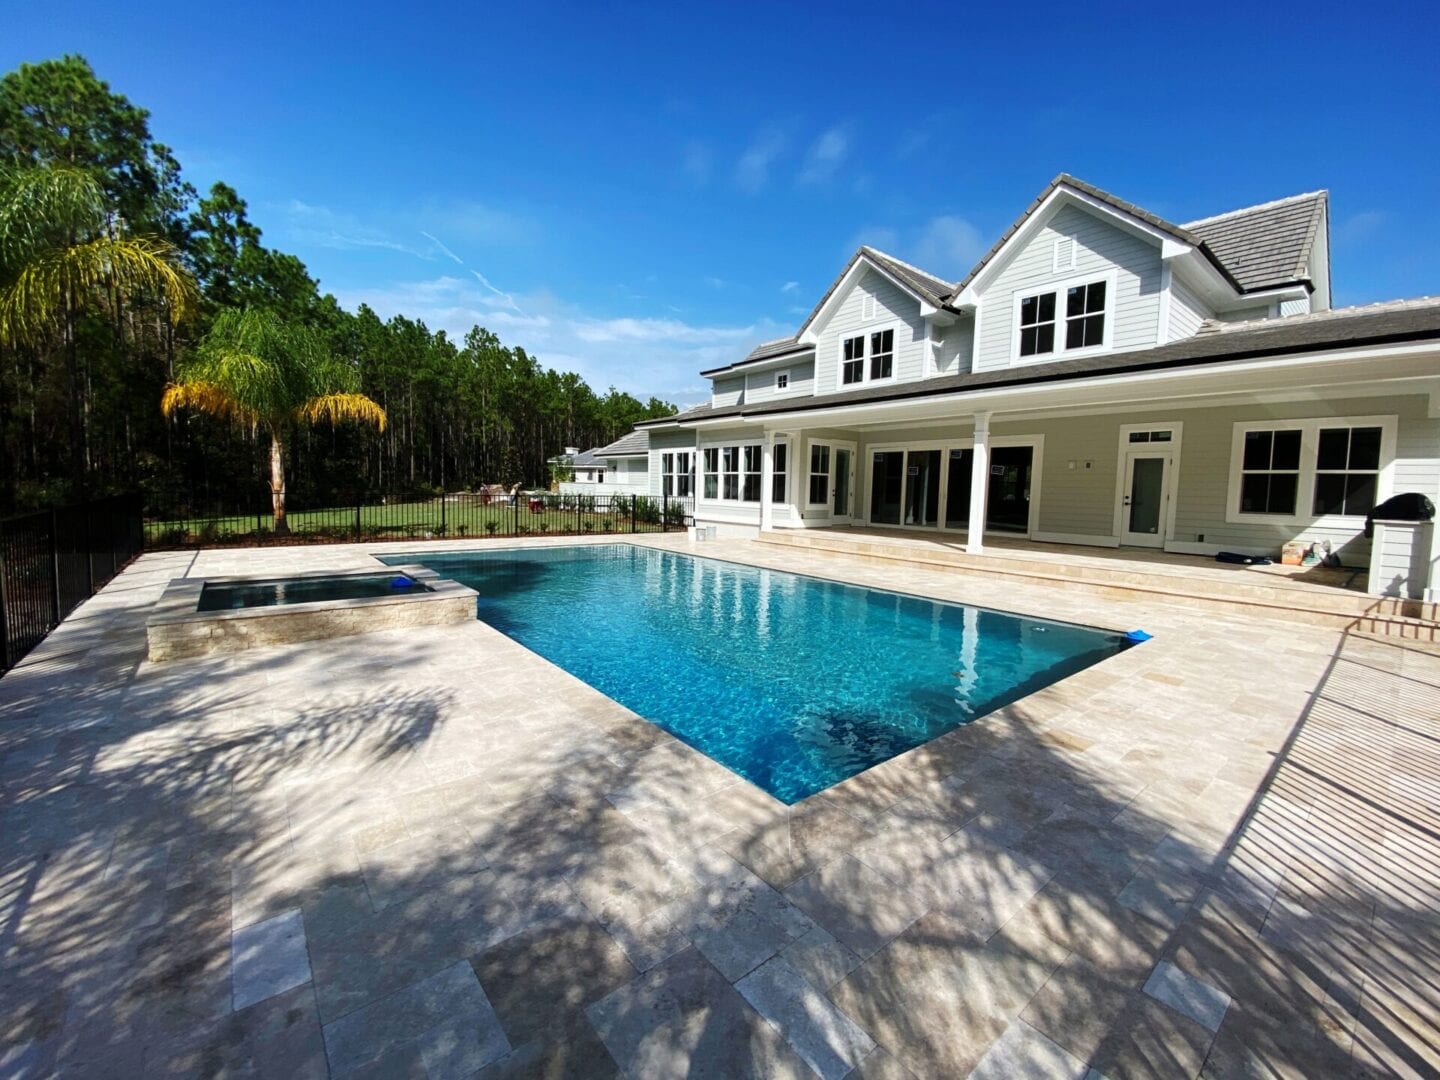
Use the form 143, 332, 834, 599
949, 173, 1242, 299
594, 429, 649, 457
652, 297, 1440, 425
1184, 191, 1328, 292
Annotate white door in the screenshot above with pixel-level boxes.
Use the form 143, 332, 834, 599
808, 440, 857, 524
1121, 453, 1170, 547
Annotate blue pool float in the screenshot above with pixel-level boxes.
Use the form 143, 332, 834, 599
1125, 629, 1153, 643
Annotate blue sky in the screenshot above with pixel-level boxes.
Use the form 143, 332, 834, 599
8, 1, 1439, 403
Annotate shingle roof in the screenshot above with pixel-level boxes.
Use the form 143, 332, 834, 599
860, 247, 954, 306
568, 448, 606, 467
1183, 191, 1328, 292
594, 429, 649, 457
656, 298, 1440, 423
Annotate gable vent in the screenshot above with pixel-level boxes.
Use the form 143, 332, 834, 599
861, 294, 876, 321
1053, 237, 1076, 273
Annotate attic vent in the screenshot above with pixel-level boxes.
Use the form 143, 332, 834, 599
1053, 237, 1076, 273
861, 294, 876, 321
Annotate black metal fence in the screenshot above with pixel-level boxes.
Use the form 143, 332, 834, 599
0, 494, 144, 674
144, 491, 695, 548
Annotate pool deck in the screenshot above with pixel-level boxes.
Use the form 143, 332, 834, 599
2, 534, 1437, 1078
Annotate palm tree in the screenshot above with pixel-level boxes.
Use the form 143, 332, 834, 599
0, 164, 196, 491
162, 308, 386, 531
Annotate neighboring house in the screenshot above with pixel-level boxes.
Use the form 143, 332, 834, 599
552, 434, 651, 496
637, 173, 1440, 598
551, 447, 610, 493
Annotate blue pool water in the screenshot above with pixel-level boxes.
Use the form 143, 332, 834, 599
383, 545, 1134, 803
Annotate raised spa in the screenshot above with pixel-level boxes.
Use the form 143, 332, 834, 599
146, 565, 475, 661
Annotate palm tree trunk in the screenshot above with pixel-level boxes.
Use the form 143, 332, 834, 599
269, 431, 289, 534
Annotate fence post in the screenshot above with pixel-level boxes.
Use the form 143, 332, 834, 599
0, 548, 11, 673
49, 509, 62, 624
513, 494, 518, 536
630, 495, 637, 534
355, 501, 362, 542
440, 492, 447, 536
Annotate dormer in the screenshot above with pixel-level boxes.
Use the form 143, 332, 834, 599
947, 175, 1329, 372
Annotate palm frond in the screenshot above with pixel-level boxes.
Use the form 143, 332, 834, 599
161, 380, 261, 426
298, 393, 387, 432
0, 235, 198, 347
0, 165, 106, 266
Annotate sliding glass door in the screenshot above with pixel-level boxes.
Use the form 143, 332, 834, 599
871, 442, 1035, 535
870, 451, 904, 525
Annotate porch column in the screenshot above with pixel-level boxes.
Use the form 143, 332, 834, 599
966, 412, 992, 554
760, 432, 775, 533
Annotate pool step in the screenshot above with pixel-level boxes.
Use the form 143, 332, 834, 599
755, 529, 1439, 634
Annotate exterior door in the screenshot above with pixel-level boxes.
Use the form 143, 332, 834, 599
810, 439, 856, 523
1121, 454, 1169, 547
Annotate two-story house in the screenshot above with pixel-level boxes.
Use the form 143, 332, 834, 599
635, 175, 1440, 598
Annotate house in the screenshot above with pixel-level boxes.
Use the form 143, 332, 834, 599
551, 447, 610, 492
552, 434, 652, 496
637, 174, 1440, 599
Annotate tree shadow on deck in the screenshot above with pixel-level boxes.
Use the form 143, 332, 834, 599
2, 576, 1438, 1077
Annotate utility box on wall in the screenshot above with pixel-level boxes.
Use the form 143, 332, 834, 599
1367, 520, 1436, 600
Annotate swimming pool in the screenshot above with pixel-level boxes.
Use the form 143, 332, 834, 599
384, 545, 1135, 803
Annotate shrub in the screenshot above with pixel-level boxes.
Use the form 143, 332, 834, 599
485, 521, 499, 535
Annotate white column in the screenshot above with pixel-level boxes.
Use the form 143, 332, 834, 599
966, 412, 992, 554
760, 432, 775, 533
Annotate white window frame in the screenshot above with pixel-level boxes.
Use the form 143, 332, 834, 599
771, 439, 789, 504
1224, 415, 1397, 526
836, 321, 900, 387
807, 442, 831, 507
662, 451, 693, 499
1010, 269, 1118, 364
775, 369, 790, 391
699, 442, 763, 505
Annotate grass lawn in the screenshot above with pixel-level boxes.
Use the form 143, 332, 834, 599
144, 495, 678, 546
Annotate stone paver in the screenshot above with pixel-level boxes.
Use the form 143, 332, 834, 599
231, 907, 311, 1010
2, 533, 1438, 1077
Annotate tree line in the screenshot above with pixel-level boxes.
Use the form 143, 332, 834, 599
0, 55, 676, 516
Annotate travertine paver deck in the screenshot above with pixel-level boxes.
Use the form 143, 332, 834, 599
1, 534, 1437, 1077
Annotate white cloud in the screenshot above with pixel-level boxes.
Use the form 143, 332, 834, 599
849, 216, 985, 280
910, 215, 986, 279
703, 275, 727, 290
1334, 210, 1386, 245
781, 281, 800, 293
419, 230, 463, 264
735, 130, 787, 194
797, 126, 850, 185
330, 275, 779, 402
275, 199, 535, 261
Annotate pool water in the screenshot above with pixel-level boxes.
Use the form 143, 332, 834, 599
384, 545, 1134, 803
196, 573, 431, 611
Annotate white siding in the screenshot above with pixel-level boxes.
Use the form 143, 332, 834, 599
812, 266, 927, 395
1168, 274, 1211, 341
712, 376, 745, 408
934, 316, 974, 376
1212, 303, 1274, 324
745, 358, 815, 403
973, 204, 1164, 371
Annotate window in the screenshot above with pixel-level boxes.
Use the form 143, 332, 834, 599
809, 444, 830, 504
1313, 426, 1381, 517
772, 442, 788, 503
702, 447, 719, 499
1239, 429, 1302, 515
597, 471, 604, 484
1065, 280, 1107, 349
842, 336, 864, 384
662, 452, 692, 498
1018, 292, 1056, 357
776, 370, 789, 390
869, 329, 894, 380
742, 446, 762, 502
1016, 275, 1111, 360
721, 447, 740, 500
1127, 430, 1173, 444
